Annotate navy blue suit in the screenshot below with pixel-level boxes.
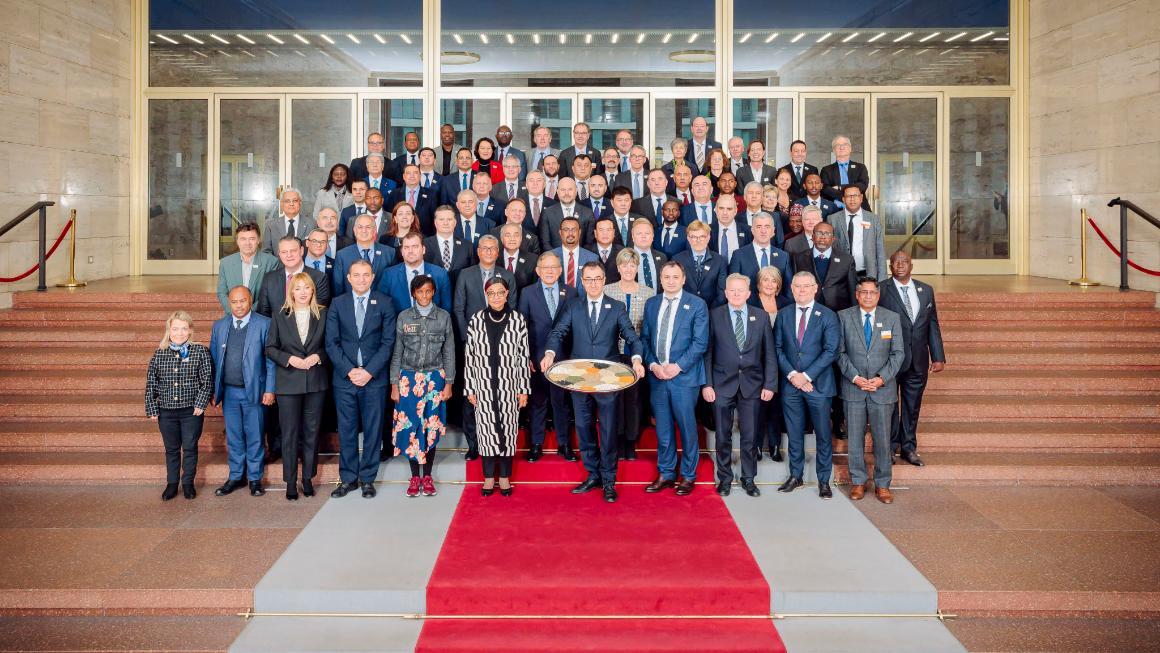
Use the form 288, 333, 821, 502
338, 204, 368, 239
681, 202, 717, 227
325, 291, 397, 484
588, 198, 613, 220
518, 281, 579, 449
673, 249, 727, 308
729, 243, 792, 306
377, 262, 452, 315
793, 196, 843, 220
654, 221, 689, 259
210, 313, 276, 482
456, 215, 496, 249
773, 302, 840, 483
551, 246, 598, 289
384, 186, 439, 236
709, 221, 752, 263
545, 295, 643, 484
684, 138, 723, 169
332, 243, 396, 297
441, 170, 475, 205
640, 292, 709, 481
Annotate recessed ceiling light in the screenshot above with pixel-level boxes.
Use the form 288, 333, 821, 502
893, 32, 913, 42
183, 33, 204, 44
399, 34, 412, 44
970, 31, 995, 42
688, 33, 699, 43
266, 34, 284, 44
919, 32, 940, 42
790, 32, 805, 43
319, 34, 334, 44
209, 34, 229, 44
374, 34, 385, 44
842, 32, 859, 42
817, 32, 832, 43
235, 34, 255, 44
294, 34, 309, 44
739, 33, 752, 43
868, 32, 886, 42
764, 33, 779, 43
945, 32, 967, 42
452, 33, 463, 44
346, 33, 360, 44
156, 34, 179, 44
636, 33, 646, 44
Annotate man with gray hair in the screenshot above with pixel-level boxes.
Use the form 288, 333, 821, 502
820, 135, 870, 210
614, 145, 651, 199
362, 152, 396, 195
684, 116, 721, 170
261, 187, 315, 254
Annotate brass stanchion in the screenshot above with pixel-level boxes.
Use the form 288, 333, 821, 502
55, 208, 86, 288
1069, 207, 1100, 287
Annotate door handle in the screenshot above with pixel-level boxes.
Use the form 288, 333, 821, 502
870, 184, 879, 200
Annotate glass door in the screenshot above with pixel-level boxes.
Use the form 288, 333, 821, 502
579, 94, 647, 153
142, 97, 211, 274
288, 95, 356, 214
215, 95, 284, 260
506, 93, 575, 153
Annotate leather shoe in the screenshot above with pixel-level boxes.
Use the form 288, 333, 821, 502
769, 447, 784, 463
285, 488, 299, 501
182, 484, 196, 500
161, 483, 178, 501
301, 480, 314, 497
740, 478, 761, 497
215, 479, 245, 496
331, 482, 357, 498
675, 479, 695, 496
602, 484, 618, 503
572, 477, 602, 494
875, 487, 894, 504
716, 481, 731, 496
849, 484, 866, 501
755, 449, 763, 462
645, 477, 676, 493
526, 444, 543, 462
361, 482, 377, 498
777, 476, 803, 493
558, 446, 579, 462
901, 451, 925, 467
249, 481, 264, 497
624, 441, 638, 461
819, 483, 833, 500
379, 449, 392, 462
464, 448, 479, 461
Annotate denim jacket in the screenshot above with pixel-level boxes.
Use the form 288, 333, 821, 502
389, 305, 456, 384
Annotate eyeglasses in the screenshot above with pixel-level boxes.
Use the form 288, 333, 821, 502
305, 238, 328, 245
485, 289, 508, 297
581, 277, 604, 283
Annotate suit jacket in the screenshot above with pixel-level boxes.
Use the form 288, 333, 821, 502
793, 196, 843, 220
877, 278, 946, 374
332, 242, 396, 297
491, 181, 522, 207
261, 215, 317, 255
778, 162, 820, 200
377, 262, 452, 315
216, 251, 280, 312
456, 215, 497, 249
527, 148, 561, 172
472, 199, 504, 225
790, 246, 857, 313
640, 291, 709, 388
681, 202, 717, 228
684, 138, 723, 169
590, 243, 624, 283
363, 176, 398, 197
673, 248, 727, 308
739, 209, 787, 250
546, 294, 642, 362
441, 169, 476, 205
265, 307, 330, 394
559, 145, 602, 179
519, 191, 558, 231
773, 302, 840, 398
587, 197, 613, 220
210, 312, 276, 405
614, 169, 650, 198
338, 205, 366, 238
819, 160, 871, 209
303, 255, 336, 291
553, 246, 599, 288
324, 290, 397, 390
494, 145, 527, 182
634, 248, 668, 294
384, 186, 439, 235
342, 210, 391, 241
452, 265, 519, 340
349, 155, 399, 187
654, 221, 690, 259
490, 223, 542, 257
497, 250, 537, 288
633, 195, 674, 225
392, 151, 422, 183
729, 243, 792, 306
736, 164, 778, 189
519, 281, 578, 361
423, 235, 473, 288
539, 203, 596, 250
704, 304, 777, 399
254, 266, 331, 317
608, 214, 645, 248
832, 209, 888, 281
434, 145, 462, 177
836, 306, 906, 404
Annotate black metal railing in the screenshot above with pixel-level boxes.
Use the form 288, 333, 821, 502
1106, 197, 1160, 291
0, 201, 56, 291
894, 208, 937, 255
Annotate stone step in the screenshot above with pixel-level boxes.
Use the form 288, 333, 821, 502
14, 290, 222, 308
937, 307, 1160, 326
0, 394, 219, 418
0, 308, 225, 325
0, 346, 156, 368
0, 451, 343, 485
940, 325, 1160, 346
915, 421, 1160, 453
0, 369, 144, 392
832, 451, 1160, 486
943, 345, 1160, 368
937, 290, 1156, 307
920, 394, 1160, 421
0, 325, 173, 346
926, 369, 1160, 395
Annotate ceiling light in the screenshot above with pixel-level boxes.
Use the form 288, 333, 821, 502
156, 34, 179, 44
217, 49, 232, 57
817, 32, 832, 42
479, 33, 489, 44
662, 33, 672, 43
970, 31, 995, 42
688, 33, 699, 43
183, 33, 204, 44
915, 48, 930, 55
994, 36, 1009, 41
585, 33, 592, 44
919, 32, 940, 42
532, 33, 540, 44
945, 32, 967, 42
373, 33, 385, 43
842, 32, 859, 42
452, 33, 463, 44
505, 33, 514, 44
636, 33, 646, 44
868, 32, 885, 42
399, 34, 412, 44
265, 49, 278, 57
294, 34, 309, 44
192, 49, 208, 58
559, 33, 566, 44
346, 33, 360, 44
235, 34, 255, 44
790, 32, 805, 43
893, 31, 913, 42
611, 33, 619, 43
266, 34, 284, 44
739, 32, 752, 43
294, 50, 306, 57
209, 33, 229, 44
242, 50, 255, 57
319, 34, 334, 44
764, 33, 778, 43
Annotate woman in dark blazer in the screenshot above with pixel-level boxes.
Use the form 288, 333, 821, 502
266, 272, 329, 501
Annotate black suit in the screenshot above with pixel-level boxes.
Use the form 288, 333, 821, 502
254, 266, 332, 317
384, 186, 438, 236
878, 278, 946, 455
790, 246, 857, 313
499, 250, 538, 289
265, 307, 329, 491
350, 155, 399, 186
705, 304, 777, 483
423, 235, 473, 289
392, 151, 421, 183
778, 163, 819, 201
673, 249, 727, 308
559, 145, 602, 179
632, 195, 673, 225
489, 224, 542, 257
590, 243, 624, 283
518, 281, 579, 449
819, 160, 870, 210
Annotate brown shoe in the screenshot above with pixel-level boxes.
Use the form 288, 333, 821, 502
875, 487, 894, 504
645, 478, 676, 493
674, 479, 695, 496
849, 484, 866, 501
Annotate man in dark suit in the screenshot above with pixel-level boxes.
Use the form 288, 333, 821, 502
255, 235, 331, 318
303, 228, 338, 291
349, 132, 397, 186
614, 146, 651, 200
489, 198, 541, 256
518, 251, 580, 462
703, 274, 777, 497
673, 220, 726, 308
497, 223, 538, 288
589, 219, 624, 283
492, 154, 524, 206
773, 271, 841, 500
441, 148, 477, 205
391, 131, 422, 183
315, 207, 353, 259
454, 189, 496, 249
337, 180, 368, 241
210, 286, 276, 497
792, 172, 843, 220
325, 259, 397, 499
629, 218, 668, 294
736, 139, 777, 189
378, 232, 452, 314
632, 170, 674, 225
607, 187, 643, 249
343, 188, 389, 241
553, 217, 599, 288
538, 177, 595, 249
494, 125, 527, 183
684, 116, 722, 171
709, 194, 751, 265
332, 214, 396, 297
602, 147, 622, 187
424, 205, 473, 290
740, 183, 786, 249
878, 251, 946, 467
519, 171, 557, 232
385, 164, 438, 235
778, 139, 818, 201
569, 154, 598, 203
655, 199, 689, 259
470, 174, 505, 224
728, 212, 791, 306
641, 262, 710, 496
681, 175, 718, 227
542, 262, 646, 503
790, 222, 856, 313
819, 135, 870, 210
559, 122, 601, 179
587, 175, 613, 220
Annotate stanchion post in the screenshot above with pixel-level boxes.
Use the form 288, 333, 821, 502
1069, 208, 1100, 287
36, 205, 47, 291
56, 209, 86, 289
1119, 203, 1129, 291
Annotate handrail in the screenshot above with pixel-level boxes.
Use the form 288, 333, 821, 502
0, 201, 56, 291
1106, 197, 1160, 290
893, 207, 936, 254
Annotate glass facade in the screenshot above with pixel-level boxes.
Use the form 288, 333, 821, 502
147, 99, 207, 260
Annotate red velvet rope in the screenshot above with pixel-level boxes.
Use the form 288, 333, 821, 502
1086, 218, 1160, 277
0, 220, 73, 283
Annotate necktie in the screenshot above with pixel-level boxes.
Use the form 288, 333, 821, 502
567, 251, 576, 287
900, 284, 915, 321
532, 197, 541, 223
693, 255, 704, 287
461, 173, 468, 190
508, 183, 515, 200
357, 205, 365, 214
864, 312, 873, 349
477, 201, 486, 217
482, 267, 490, 283
507, 256, 515, 273
734, 310, 746, 349
423, 173, 430, 188
641, 255, 653, 289
760, 248, 769, 268
681, 192, 690, 205
656, 297, 675, 363
655, 198, 663, 217
361, 248, 370, 261
811, 199, 818, 207
547, 179, 556, 199
633, 174, 642, 198
662, 226, 672, 249
286, 219, 295, 237
720, 230, 730, 261
847, 214, 856, 245
620, 155, 629, 172
839, 162, 849, 185
312, 260, 321, 270
619, 218, 629, 244
234, 319, 242, 330
794, 165, 802, 182
372, 178, 379, 189
546, 286, 557, 317
600, 249, 608, 263
356, 296, 366, 336
442, 239, 452, 270
408, 189, 416, 207
534, 152, 543, 169
579, 181, 588, 200
409, 154, 416, 165
700, 205, 708, 223
464, 219, 472, 242
797, 306, 808, 345
696, 144, 705, 169
589, 300, 599, 329
593, 200, 601, 215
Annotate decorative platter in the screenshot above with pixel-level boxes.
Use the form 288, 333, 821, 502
546, 358, 639, 394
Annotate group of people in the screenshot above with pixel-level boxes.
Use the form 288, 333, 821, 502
146, 118, 946, 505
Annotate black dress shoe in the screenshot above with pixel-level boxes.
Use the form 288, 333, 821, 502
675, 479, 695, 496
249, 481, 265, 497
770, 448, 784, 463
834, 430, 848, 441
301, 480, 315, 497
526, 444, 543, 462
572, 477, 602, 494
558, 446, 579, 462
215, 479, 244, 496
480, 485, 495, 497
266, 452, 282, 464
331, 482, 357, 498
645, 478, 676, 493
499, 485, 513, 497
602, 484, 618, 503
161, 483, 179, 501
818, 483, 833, 500
464, 448, 479, 461
741, 479, 761, 497
777, 477, 803, 493
182, 485, 196, 500
361, 482, 376, 498
286, 489, 299, 501
716, 481, 731, 496
625, 442, 638, 461
902, 451, 925, 467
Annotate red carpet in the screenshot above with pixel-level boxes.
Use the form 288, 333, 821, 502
415, 473, 786, 651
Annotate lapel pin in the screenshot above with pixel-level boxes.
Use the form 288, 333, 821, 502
814, 310, 821, 316
604, 303, 611, 309
834, 258, 841, 262
683, 304, 690, 310
749, 315, 756, 321
370, 299, 377, 305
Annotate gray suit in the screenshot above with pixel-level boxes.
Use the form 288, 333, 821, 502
261, 214, 317, 254
435, 143, 463, 175
527, 148, 561, 171
736, 164, 777, 188
836, 305, 906, 488
216, 250, 280, 311
832, 209, 887, 281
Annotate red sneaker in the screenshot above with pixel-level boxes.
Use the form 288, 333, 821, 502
405, 476, 421, 498
421, 475, 437, 496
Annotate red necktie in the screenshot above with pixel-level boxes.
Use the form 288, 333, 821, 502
796, 306, 808, 345
507, 256, 515, 273
566, 251, 575, 287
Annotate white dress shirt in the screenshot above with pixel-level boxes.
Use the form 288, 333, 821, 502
654, 291, 683, 364
893, 278, 920, 321
845, 210, 867, 272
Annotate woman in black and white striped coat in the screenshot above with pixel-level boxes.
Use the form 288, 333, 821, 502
464, 277, 530, 497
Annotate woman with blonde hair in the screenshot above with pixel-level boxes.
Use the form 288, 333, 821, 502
603, 247, 655, 460
145, 310, 213, 501
265, 272, 329, 501
755, 265, 787, 462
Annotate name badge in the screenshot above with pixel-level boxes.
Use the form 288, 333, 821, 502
370, 299, 377, 305
862, 222, 872, 229
604, 304, 611, 309
749, 316, 756, 321
881, 329, 893, 340
834, 258, 841, 263
404, 324, 419, 334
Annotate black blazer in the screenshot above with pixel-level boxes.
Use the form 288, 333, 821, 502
778, 163, 819, 200
590, 243, 624, 283
518, 281, 578, 362
266, 307, 330, 394
790, 246, 857, 313
673, 248, 727, 308
254, 266, 331, 317
489, 224, 542, 256
704, 304, 778, 399
877, 278, 947, 374
819, 160, 870, 210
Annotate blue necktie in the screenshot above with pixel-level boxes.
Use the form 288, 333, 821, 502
864, 312, 872, 349
361, 248, 370, 261
760, 248, 769, 268
423, 173, 430, 188
642, 255, 653, 289
461, 173, 468, 190
700, 205, 708, 223
839, 162, 849, 185
655, 198, 663, 218
355, 296, 366, 366
313, 260, 321, 270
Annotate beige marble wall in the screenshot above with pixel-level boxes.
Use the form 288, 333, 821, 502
1029, 0, 1160, 291
0, 0, 132, 294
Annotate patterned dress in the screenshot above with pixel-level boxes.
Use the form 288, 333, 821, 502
393, 370, 447, 464
463, 308, 531, 457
